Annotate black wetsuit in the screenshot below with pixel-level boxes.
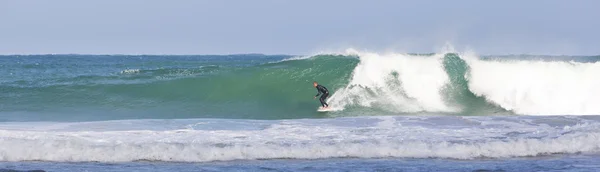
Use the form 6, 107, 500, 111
315, 85, 329, 107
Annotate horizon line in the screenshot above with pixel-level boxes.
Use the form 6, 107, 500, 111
0, 53, 299, 56
0, 53, 599, 57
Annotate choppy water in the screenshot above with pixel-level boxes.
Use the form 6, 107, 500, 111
2, 155, 600, 172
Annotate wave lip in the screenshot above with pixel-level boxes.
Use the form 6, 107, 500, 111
0, 116, 598, 162
328, 51, 458, 113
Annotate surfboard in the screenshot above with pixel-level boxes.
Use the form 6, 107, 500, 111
317, 107, 333, 112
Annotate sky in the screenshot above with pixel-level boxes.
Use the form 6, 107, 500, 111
1, 0, 599, 55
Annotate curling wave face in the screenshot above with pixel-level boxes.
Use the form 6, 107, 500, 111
0, 52, 599, 121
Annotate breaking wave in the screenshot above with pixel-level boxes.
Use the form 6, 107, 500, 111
0, 116, 598, 162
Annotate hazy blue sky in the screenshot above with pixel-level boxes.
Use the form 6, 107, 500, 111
1, 0, 598, 55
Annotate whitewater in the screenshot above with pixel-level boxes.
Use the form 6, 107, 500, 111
1, 51, 600, 171
326, 49, 600, 116
0, 116, 599, 162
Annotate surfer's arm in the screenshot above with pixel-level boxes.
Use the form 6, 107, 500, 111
315, 87, 322, 97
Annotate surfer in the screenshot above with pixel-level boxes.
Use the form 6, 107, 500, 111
313, 81, 329, 108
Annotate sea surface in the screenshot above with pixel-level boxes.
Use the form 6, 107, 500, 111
1, 50, 599, 171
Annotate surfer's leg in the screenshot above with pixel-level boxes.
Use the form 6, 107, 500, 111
320, 93, 329, 107
319, 96, 326, 107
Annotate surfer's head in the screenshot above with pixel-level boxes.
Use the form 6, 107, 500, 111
313, 81, 318, 87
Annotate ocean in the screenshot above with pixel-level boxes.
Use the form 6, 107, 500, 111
0, 50, 599, 172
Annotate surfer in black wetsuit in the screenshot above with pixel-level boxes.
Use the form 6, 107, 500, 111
313, 81, 329, 108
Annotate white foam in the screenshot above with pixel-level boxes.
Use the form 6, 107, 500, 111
119, 69, 141, 74
0, 117, 597, 162
326, 48, 600, 115
277, 55, 313, 62
464, 53, 600, 115
274, 51, 353, 63
328, 49, 458, 113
